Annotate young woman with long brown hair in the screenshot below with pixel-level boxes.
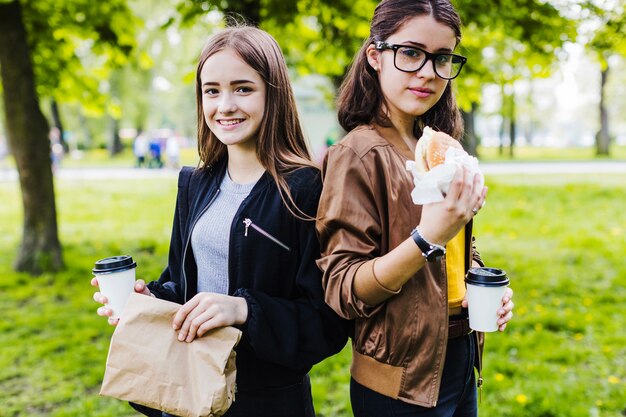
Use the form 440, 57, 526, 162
93, 25, 347, 417
316, 1, 514, 415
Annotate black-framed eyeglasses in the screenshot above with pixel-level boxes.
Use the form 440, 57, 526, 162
374, 41, 467, 80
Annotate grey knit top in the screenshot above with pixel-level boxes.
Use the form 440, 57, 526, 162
191, 172, 256, 294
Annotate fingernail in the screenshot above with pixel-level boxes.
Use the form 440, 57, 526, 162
178, 333, 184, 341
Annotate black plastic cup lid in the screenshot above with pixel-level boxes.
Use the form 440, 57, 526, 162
465, 267, 509, 287
92, 255, 137, 274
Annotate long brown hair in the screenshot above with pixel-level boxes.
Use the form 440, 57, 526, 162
195, 25, 316, 218
336, 0, 464, 139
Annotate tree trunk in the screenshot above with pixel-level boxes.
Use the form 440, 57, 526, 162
461, 102, 480, 157
498, 85, 506, 156
109, 117, 123, 156
50, 99, 68, 153
595, 66, 610, 156
78, 111, 93, 149
0, 0, 64, 274
509, 92, 516, 158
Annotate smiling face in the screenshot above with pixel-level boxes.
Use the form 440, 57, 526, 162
199, 49, 266, 151
367, 13, 457, 130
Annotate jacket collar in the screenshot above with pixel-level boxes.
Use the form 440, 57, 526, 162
371, 124, 415, 161
206, 157, 273, 196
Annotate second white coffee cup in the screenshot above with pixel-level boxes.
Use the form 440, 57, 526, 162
465, 267, 509, 332
93, 255, 137, 320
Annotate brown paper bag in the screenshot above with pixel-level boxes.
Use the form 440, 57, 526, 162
100, 293, 242, 417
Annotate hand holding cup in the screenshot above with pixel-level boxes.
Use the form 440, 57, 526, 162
465, 267, 512, 332
91, 255, 151, 325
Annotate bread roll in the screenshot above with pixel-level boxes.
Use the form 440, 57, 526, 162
414, 126, 464, 173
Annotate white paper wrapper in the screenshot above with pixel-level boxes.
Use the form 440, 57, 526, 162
406, 147, 484, 204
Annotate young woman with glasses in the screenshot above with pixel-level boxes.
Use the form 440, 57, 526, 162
316, 1, 514, 415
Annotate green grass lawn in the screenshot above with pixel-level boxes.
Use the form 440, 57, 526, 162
1, 172, 625, 416
0, 144, 625, 171
477, 144, 626, 161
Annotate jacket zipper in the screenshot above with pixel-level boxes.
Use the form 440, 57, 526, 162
242, 218, 291, 252
181, 189, 221, 303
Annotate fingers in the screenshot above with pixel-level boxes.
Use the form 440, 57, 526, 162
470, 175, 487, 217
97, 305, 118, 326
179, 310, 222, 342
134, 279, 152, 296
177, 307, 204, 342
497, 288, 514, 331
93, 291, 108, 305
498, 310, 513, 331
91, 277, 99, 288
176, 305, 219, 343
447, 165, 469, 201
173, 297, 198, 331
173, 294, 245, 343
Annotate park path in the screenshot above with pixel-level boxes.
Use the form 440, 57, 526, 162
1, 161, 626, 182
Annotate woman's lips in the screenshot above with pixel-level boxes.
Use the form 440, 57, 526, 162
218, 118, 244, 126
409, 87, 433, 98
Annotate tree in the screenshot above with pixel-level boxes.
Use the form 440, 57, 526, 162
586, 5, 626, 155
177, 0, 580, 159
0, 0, 63, 273
456, 0, 576, 157
0, 0, 136, 274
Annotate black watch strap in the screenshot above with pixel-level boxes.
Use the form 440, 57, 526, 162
411, 228, 446, 262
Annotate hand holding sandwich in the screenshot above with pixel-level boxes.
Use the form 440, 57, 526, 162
408, 126, 486, 246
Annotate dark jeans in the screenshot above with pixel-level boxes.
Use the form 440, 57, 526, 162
351, 334, 477, 417
160, 375, 314, 417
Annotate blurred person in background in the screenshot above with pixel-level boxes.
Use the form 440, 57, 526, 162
133, 131, 149, 168
165, 133, 181, 169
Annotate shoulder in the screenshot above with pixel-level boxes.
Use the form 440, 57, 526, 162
334, 124, 391, 158
285, 166, 322, 196
324, 125, 393, 175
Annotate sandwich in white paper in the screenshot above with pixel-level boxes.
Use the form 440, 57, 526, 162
406, 126, 484, 204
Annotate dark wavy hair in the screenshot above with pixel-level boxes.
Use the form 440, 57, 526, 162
336, 0, 464, 139
195, 25, 316, 217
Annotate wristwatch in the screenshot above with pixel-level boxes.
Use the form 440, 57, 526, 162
411, 227, 446, 262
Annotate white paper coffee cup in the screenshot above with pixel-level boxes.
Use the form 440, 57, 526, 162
93, 255, 137, 319
465, 267, 509, 332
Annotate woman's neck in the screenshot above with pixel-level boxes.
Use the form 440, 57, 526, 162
226, 146, 265, 184
383, 107, 418, 152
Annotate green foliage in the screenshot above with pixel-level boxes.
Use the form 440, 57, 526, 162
588, 4, 626, 67
456, 0, 577, 110
21, 0, 139, 114
1, 172, 625, 416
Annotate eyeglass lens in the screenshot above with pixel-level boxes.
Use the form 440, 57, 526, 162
395, 46, 463, 79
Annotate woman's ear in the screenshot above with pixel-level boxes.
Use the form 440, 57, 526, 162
366, 44, 381, 71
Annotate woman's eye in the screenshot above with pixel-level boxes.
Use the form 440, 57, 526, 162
236, 86, 253, 93
204, 88, 218, 95
435, 55, 452, 65
400, 48, 422, 59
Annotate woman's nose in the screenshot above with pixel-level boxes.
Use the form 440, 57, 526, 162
218, 96, 237, 113
416, 58, 437, 79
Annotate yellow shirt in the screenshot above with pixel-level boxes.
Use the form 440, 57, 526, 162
446, 228, 466, 309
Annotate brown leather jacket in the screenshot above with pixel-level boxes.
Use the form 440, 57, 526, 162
316, 125, 484, 407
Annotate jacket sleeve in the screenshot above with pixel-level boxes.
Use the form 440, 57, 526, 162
315, 145, 386, 320
146, 168, 193, 304
233, 170, 349, 370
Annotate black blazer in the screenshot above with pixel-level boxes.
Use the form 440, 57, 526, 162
147, 159, 349, 392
